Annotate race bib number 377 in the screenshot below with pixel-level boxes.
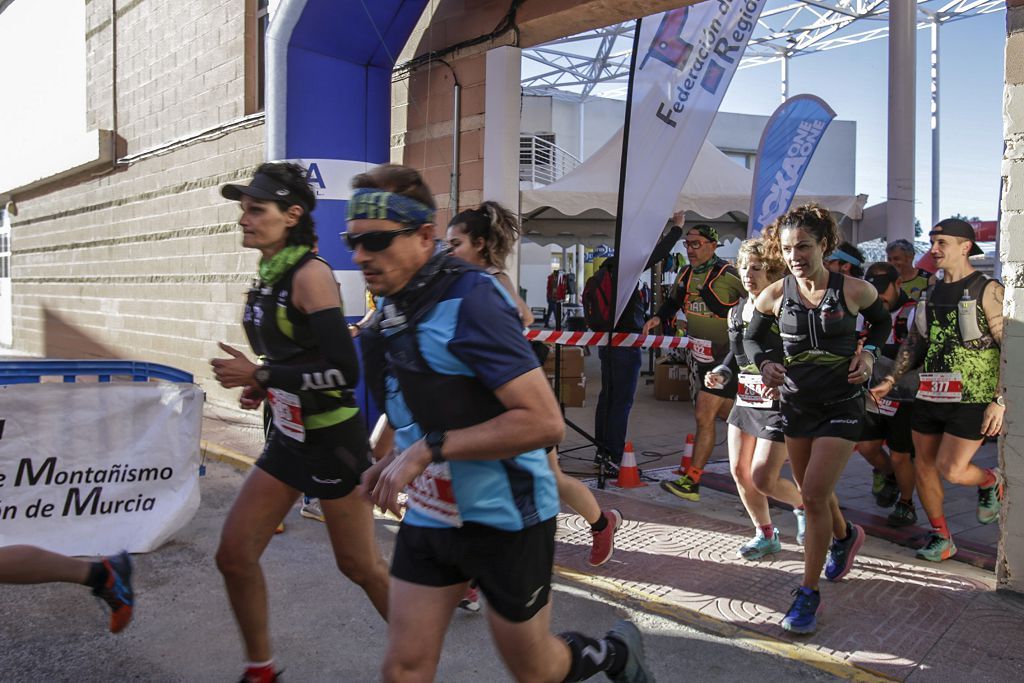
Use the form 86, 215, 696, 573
917, 372, 962, 403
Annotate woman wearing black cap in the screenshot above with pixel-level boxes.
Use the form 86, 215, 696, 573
210, 162, 388, 683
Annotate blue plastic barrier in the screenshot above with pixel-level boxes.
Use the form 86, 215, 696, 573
0, 360, 193, 385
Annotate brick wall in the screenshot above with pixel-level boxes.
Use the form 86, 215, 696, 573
998, 0, 1024, 592
8, 0, 264, 411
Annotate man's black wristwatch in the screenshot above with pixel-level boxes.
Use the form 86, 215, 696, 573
254, 366, 271, 388
425, 430, 447, 463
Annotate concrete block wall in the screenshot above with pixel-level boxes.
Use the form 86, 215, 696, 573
7, 0, 265, 411
999, 0, 1024, 592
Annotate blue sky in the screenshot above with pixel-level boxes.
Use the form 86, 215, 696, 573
719, 8, 1007, 225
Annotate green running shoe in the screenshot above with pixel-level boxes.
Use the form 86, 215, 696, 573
916, 533, 957, 562
738, 528, 782, 560
977, 470, 1005, 525
871, 470, 886, 496
660, 475, 700, 502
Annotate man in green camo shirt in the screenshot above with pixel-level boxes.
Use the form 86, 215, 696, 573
643, 217, 745, 503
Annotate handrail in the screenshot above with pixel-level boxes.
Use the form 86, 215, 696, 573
0, 360, 194, 384
519, 134, 581, 185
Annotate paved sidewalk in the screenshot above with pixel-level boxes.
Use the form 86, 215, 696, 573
556, 485, 1024, 681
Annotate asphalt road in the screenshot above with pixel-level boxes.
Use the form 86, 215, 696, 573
0, 461, 838, 682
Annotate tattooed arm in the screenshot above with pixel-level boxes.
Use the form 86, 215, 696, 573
885, 322, 928, 386
982, 280, 1005, 345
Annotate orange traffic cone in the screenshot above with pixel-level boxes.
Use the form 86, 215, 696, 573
614, 442, 646, 488
674, 433, 695, 474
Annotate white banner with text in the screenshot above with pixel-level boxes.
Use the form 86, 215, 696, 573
614, 0, 766, 321
0, 382, 203, 555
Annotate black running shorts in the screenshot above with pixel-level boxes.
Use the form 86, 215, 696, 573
390, 517, 556, 623
696, 361, 739, 399
780, 393, 865, 442
859, 400, 915, 454
727, 404, 785, 443
256, 418, 372, 500
912, 400, 988, 442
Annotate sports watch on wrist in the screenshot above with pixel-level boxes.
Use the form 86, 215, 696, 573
863, 344, 880, 360
254, 366, 271, 387
994, 395, 1006, 408
425, 430, 447, 463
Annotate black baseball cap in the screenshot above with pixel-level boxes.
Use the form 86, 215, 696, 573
221, 172, 311, 211
864, 264, 899, 294
929, 218, 983, 256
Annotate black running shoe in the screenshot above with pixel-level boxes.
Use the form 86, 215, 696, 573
886, 500, 918, 527
605, 620, 653, 683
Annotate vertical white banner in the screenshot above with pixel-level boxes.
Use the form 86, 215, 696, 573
614, 0, 766, 321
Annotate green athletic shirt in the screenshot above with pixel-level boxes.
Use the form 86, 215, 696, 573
922, 272, 1000, 404
900, 268, 931, 302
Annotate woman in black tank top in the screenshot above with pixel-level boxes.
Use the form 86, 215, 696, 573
209, 163, 388, 682
743, 205, 891, 635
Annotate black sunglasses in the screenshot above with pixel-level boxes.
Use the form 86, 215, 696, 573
341, 225, 420, 252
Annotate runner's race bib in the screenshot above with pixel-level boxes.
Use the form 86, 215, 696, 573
736, 373, 772, 408
267, 388, 305, 442
917, 372, 963, 403
689, 337, 715, 364
876, 396, 899, 417
406, 463, 463, 527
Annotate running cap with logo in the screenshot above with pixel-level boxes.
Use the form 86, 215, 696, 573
688, 224, 719, 243
929, 218, 983, 256
864, 263, 899, 294
221, 172, 311, 212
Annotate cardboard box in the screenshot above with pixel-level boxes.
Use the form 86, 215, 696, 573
543, 345, 584, 377
550, 374, 587, 407
654, 361, 691, 401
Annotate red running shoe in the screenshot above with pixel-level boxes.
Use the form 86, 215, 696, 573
588, 509, 623, 567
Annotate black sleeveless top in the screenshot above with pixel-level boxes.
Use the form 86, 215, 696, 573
778, 270, 861, 405
243, 251, 357, 426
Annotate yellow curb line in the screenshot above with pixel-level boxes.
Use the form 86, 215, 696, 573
200, 440, 256, 470
553, 565, 899, 683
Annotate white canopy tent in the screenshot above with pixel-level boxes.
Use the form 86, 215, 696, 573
520, 128, 867, 247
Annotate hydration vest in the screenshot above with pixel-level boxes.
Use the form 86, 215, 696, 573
243, 251, 357, 426
675, 258, 739, 319
360, 256, 507, 433
778, 271, 861, 405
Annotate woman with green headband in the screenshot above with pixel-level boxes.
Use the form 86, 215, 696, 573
211, 161, 389, 683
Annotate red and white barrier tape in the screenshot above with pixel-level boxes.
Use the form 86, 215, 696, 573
525, 329, 690, 350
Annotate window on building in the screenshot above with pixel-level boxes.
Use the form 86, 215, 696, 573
245, 0, 271, 114
0, 211, 8, 280
723, 150, 754, 170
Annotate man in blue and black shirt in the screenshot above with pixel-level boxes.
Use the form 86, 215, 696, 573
348, 164, 651, 683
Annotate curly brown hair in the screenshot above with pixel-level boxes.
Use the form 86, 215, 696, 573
766, 203, 840, 259
736, 237, 786, 284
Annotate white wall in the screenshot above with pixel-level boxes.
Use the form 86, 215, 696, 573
0, 0, 89, 194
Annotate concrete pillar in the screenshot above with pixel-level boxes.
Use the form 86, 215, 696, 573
483, 46, 522, 285
997, 0, 1024, 593
886, 0, 916, 243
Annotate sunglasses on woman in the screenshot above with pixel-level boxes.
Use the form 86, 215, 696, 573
341, 225, 420, 252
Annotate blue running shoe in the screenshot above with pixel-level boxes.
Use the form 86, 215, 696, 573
824, 522, 864, 582
92, 550, 133, 633
781, 586, 820, 634
738, 528, 782, 560
793, 508, 806, 546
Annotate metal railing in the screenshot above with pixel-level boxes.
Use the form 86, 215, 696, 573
519, 135, 581, 186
